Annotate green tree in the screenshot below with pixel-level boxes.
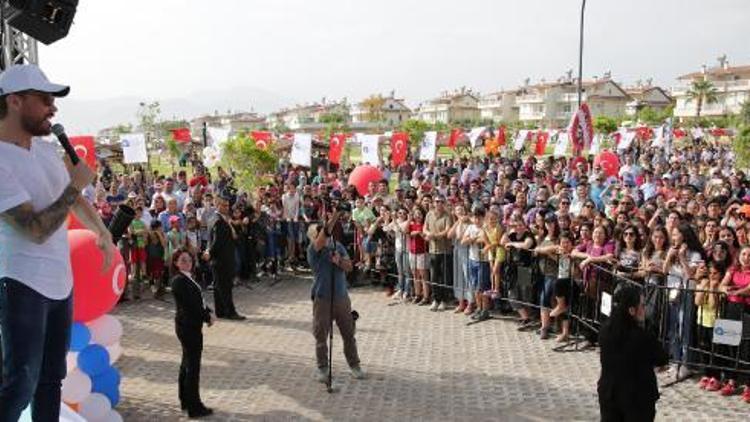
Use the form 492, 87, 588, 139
686, 80, 719, 118
221, 133, 278, 193
360, 94, 386, 122
739, 99, 750, 126
636, 107, 660, 125
593, 115, 618, 134
400, 119, 431, 148
733, 125, 750, 169
164, 137, 181, 171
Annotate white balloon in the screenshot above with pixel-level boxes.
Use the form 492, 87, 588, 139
103, 410, 123, 422
87, 315, 123, 347
78, 393, 111, 421
106, 343, 123, 365
66, 352, 78, 373
61, 368, 91, 404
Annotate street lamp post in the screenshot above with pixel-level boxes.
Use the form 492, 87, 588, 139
577, 0, 587, 107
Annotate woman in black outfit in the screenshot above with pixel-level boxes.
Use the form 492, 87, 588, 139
598, 285, 669, 422
171, 248, 214, 418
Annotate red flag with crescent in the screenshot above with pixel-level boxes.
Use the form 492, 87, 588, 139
391, 132, 409, 166
329, 133, 347, 164
170, 128, 192, 143
69, 136, 97, 170
496, 125, 506, 146
448, 128, 463, 149
251, 131, 273, 150
568, 103, 593, 156
534, 131, 549, 156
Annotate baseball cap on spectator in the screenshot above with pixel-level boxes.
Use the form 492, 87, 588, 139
0, 64, 69, 97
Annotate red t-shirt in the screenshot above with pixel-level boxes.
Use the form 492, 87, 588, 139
408, 222, 427, 254
729, 268, 750, 305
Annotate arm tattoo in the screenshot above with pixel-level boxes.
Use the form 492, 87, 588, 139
1, 184, 80, 244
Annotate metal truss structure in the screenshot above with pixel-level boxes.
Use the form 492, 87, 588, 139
1, 19, 38, 70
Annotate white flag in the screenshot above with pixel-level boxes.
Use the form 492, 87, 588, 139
290, 133, 312, 167
207, 126, 230, 147
554, 132, 570, 157
419, 131, 437, 161
617, 130, 636, 152
121, 133, 148, 164
514, 130, 529, 151
358, 133, 380, 165
651, 126, 665, 148
468, 127, 486, 149
589, 134, 602, 154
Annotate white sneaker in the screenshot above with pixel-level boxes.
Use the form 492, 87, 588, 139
677, 365, 693, 379
390, 289, 402, 299
316, 367, 328, 383
350, 366, 366, 380
429, 300, 439, 311
437, 302, 447, 311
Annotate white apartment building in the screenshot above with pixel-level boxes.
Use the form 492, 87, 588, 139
416, 87, 480, 124
478, 89, 520, 123
624, 81, 673, 116
672, 56, 750, 118
350, 91, 412, 127
516, 73, 630, 128
189, 112, 266, 136
266, 99, 350, 130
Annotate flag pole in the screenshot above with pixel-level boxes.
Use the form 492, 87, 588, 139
577, 0, 587, 107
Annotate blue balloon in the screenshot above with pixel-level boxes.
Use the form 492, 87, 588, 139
69, 323, 91, 352
92, 365, 121, 406
77, 344, 110, 377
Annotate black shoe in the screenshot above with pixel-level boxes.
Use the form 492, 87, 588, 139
226, 314, 246, 321
188, 406, 213, 418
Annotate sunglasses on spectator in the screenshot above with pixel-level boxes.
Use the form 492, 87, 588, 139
624, 231, 636, 237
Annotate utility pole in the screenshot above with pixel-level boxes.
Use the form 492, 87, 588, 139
577, 0, 587, 107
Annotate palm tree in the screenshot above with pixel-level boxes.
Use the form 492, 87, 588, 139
686, 79, 719, 117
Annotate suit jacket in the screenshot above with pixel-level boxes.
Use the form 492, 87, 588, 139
208, 215, 236, 270
171, 273, 212, 328
598, 321, 669, 407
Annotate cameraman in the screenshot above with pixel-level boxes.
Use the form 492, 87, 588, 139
307, 211, 365, 383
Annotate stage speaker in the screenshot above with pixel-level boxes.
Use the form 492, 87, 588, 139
2, 0, 79, 45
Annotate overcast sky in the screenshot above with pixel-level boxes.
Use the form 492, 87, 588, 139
37, 0, 749, 130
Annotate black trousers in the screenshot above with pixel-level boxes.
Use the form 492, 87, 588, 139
599, 397, 655, 422
212, 265, 237, 317
429, 253, 453, 303
176, 323, 204, 411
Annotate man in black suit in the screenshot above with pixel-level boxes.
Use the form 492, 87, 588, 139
202, 192, 245, 320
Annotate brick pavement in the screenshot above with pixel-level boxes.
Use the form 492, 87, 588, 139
112, 275, 749, 421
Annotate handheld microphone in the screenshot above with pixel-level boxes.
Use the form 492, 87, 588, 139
51, 123, 80, 165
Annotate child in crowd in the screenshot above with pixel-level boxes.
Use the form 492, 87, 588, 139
146, 220, 167, 299
463, 208, 491, 321
128, 206, 148, 300
408, 207, 428, 305
695, 261, 723, 392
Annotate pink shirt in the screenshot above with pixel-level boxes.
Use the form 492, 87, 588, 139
728, 268, 750, 305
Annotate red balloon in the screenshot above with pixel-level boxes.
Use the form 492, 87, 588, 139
348, 165, 384, 197
68, 229, 126, 323
68, 213, 86, 230
594, 151, 620, 178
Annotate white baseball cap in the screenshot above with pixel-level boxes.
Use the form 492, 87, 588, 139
0, 64, 69, 97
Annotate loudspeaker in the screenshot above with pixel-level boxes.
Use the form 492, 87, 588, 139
2, 0, 79, 45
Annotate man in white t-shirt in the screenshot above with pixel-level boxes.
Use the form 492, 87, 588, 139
281, 183, 301, 269
0, 65, 113, 421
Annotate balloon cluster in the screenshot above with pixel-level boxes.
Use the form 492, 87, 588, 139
61, 229, 127, 421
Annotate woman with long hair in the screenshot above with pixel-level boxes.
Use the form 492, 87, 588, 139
718, 245, 750, 402
614, 224, 643, 281
170, 248, 214, 417
640, 225, 670, 334
598, 286, 669, 421
663, 223, 706, 378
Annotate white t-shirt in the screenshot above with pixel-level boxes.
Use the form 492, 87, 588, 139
0, 139, 73, 299
464, 224, 483, 261
281, 192, 300, 221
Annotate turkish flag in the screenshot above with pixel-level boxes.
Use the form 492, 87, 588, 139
170, 128, 192, 143
535, 131, 549, 156
448, 128, 463, 149
391, 132, 409, 166
673, 128, 686, 138
329, 133, 347, 164
496, 125, 506, 146
251, 131, 273, 150
636, 127, 653, 141
70, 136, 97, 170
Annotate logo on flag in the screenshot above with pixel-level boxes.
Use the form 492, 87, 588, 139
69, 136, 97, 170
329, 133, 347, 165
391, 132, 409, 166
251, 131, 273, 150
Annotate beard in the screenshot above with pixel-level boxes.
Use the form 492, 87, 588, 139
20, 113, 52, 136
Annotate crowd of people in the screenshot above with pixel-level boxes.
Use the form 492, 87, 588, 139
95, 133, 750, 405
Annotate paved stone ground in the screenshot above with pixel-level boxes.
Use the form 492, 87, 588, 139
112, 275, 749, 421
